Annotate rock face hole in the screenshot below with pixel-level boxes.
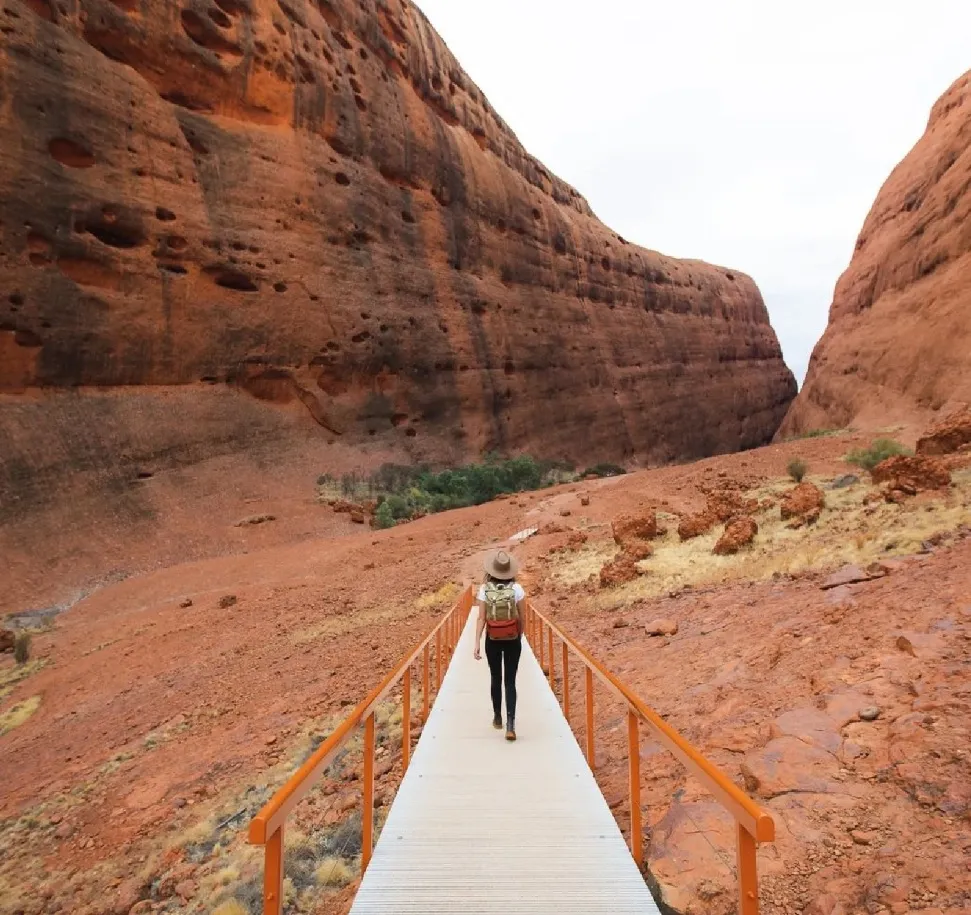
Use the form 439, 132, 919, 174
335, 172, 350, 186
48, 137, 96, 168
204, 266, 259, 292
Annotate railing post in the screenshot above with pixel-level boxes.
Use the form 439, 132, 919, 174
548, 626, 555, 687
422, 643, 430, 722
628, 709, 642, 866
737, 824, 760, 915
362, 712, 376, 872
585, 666, 595, 768
263, 825, 284, 915
435, 629, 442, 691
402, 666, 412, 774
562, 642, 570, 718
539, 621, 545, 670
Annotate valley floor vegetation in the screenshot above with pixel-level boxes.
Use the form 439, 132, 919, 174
318, 456, 626, 528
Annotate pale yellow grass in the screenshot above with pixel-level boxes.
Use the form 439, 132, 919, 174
414, 581, 461, 611
292, 604, 407, 645
316, 855, 355, 887
0, 695, 41, 735
550, 471, 971, 610
0, 659, 46, 702
212, 901, 248, 915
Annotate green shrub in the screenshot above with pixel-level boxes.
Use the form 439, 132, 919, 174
14, 632, 30, 665
845, 439, 911, 472
787, 458, 809, 482
374, 502, 395, 529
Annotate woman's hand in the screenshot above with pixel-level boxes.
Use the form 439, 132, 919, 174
474, 645, 481, 661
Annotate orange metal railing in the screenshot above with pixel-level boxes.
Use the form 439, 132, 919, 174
248, 584, 473, 915
524, 600, 775, 915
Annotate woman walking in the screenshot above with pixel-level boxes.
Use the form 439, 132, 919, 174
473, 549, 525, 741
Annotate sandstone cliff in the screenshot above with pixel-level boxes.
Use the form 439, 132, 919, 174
780, 70, 971, 437
0, 0, 795, 474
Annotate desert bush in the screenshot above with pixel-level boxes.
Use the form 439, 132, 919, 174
14, 633, 30, 665
374, 502, 395, 530
845, 439, 911, 472
787, 458, 809, 482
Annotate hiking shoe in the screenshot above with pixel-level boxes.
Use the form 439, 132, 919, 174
505, 718, 516, 742
492, 713, 503, 730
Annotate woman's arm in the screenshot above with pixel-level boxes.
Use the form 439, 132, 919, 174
474, 601, 486, 659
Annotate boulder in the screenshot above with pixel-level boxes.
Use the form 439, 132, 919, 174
916, 408, 971, 456
871, 455, 951, 495
780, 482, 825, 524
713, 516, 757, 555
611, 511, 658, 545
645, 619, 678, 636
599, 554, 643, 589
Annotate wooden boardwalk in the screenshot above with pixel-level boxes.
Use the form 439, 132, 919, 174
348, 610, 661, 914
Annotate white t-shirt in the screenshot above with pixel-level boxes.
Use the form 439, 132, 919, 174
477, 582, 525, 603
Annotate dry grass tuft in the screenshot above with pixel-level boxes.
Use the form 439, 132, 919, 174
0, 659, 46, 702
315, 855, 355, 887
414, 581, 461, 611
0, 695, 41, 735
212, 902, 248, 915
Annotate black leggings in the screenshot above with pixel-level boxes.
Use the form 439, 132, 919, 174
485, 636, 522, 720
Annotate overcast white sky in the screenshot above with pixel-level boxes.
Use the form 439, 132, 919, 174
414, 0, 970, 385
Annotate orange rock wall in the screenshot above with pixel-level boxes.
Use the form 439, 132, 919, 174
780, 70, 971, 437
1, 0, 795, 467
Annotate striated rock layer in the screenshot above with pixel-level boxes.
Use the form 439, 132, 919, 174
0, 0, 794, 475
780, 70, 971, 438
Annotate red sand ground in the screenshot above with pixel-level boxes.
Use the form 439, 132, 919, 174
1, 429, 969, 915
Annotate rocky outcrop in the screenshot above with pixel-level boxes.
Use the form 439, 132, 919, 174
916, 408, 971, 456
713, 516, 757, 555
0, 0, 795, 472
780, 71, 971, 437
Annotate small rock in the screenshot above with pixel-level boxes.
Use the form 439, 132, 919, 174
850, 830, 874, 845
54, 822, 74, 840
829, 474, 860, 489
580, 496, 590, 507
820, 565, 873, 590
179, 599, 193, 609
174, 879, 197, 900
0, 628, 14, 653
218, 594, 237, 609
859, 706, 881, 721
645, 619, 678, 637
612, 618, 629, 629
350, 510, 366, 524
895, 635, 916, 656
559, 509, 572, 517
265, 735, 277, 746
171, 797, 187, 809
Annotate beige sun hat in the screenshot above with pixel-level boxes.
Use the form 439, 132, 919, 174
484, 549, 519, 581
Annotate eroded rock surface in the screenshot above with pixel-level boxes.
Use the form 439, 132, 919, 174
0, 0, 795, 474
780, 70, 971, 436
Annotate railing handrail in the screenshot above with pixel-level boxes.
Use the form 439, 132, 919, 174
527, 600, 775, 843
249, 584, 473, 845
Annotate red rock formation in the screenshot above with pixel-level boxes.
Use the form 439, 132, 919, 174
0, 0, 794, 474
916, 408, 971, 456
780, 482, 824, 526
713, 516, 757, 555
871, 455, 951, 503
780, 71, 971, 437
